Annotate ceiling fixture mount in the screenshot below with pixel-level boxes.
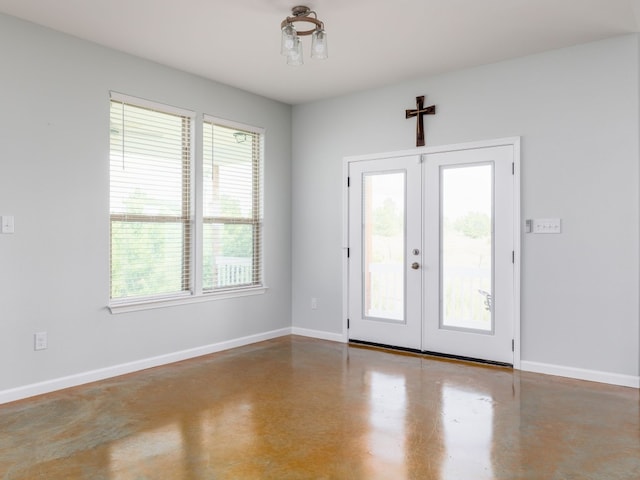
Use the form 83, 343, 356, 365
280, 5, 327, 66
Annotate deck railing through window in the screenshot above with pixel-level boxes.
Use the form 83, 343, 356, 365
214, 256, 253, 288
367, 264, 491, 329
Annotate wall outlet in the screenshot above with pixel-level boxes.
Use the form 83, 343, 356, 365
34, 332, 47, 351
311, 297, 318, 310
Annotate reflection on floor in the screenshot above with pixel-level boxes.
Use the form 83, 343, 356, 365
1, 336, 639, 479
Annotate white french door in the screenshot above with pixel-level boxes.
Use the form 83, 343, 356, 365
347, 142, 518, 364
347, 155, 423, 350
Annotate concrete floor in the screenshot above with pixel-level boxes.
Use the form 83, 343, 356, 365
1, 335, 639, 479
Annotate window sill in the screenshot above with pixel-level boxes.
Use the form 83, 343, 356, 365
108, 286, 268, 314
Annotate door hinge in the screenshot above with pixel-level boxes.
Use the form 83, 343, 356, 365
512, 339, 515, 352
347, 318, 350, 329
347, 247, 350, 258
512, 251, 515, 263
512, 162, 515, 175
347, 176, 351, 187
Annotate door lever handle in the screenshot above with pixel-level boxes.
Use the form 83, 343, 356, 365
411, 262, 420, 270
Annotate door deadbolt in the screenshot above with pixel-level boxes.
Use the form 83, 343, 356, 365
412, 249, 420, 255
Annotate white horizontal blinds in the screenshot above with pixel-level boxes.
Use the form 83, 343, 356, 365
109, 98, 193, 300
202, 120, 263, 291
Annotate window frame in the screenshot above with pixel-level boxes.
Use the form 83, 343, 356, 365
201, 115, 265, 294
108, 93, 266, 314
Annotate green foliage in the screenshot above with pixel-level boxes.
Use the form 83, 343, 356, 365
216, 195, 253, 258
373, 198, 402, 237
453, 212, 491, 239
222, 224, 253, 257
110, 221, 184, 299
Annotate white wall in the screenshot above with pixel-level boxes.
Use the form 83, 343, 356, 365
0, 14, 292, 394
291, 35, 640, 380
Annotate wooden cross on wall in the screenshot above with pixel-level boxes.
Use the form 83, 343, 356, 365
405, 96, 436, 147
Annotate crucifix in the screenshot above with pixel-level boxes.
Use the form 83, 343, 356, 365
405, 96, 436, 147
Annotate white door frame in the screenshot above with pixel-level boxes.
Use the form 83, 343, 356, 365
342, 137, 521, 369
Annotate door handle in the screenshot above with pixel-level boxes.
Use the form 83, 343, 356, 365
411, 262, 420, 270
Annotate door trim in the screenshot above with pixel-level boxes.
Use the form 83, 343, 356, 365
342, 137, 521, 369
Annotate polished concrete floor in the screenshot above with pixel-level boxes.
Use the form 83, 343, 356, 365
1, 336, 639, 479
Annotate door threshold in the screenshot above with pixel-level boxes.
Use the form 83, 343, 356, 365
349, 339, 513, 368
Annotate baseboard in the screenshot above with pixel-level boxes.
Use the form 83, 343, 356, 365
0, 327, 292, 405
291, 327, 345, 343
520, 360, 640, 389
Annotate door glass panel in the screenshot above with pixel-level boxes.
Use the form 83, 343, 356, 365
363, 172, 405, 321
441, 164, 493, 332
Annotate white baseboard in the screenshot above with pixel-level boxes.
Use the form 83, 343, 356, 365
291, 327, 346, 343
520, 360, 640, 389
9, 331, 634, 405
0, 328, 292, 405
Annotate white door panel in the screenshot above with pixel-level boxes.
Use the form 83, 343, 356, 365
423, 146, 514, 364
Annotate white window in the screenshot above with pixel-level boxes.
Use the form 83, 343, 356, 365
202, 117, 263, 292
109, 93, 264, 311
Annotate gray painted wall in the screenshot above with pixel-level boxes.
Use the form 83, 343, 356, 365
291, 35, 640, 377
0, 14, 292, 391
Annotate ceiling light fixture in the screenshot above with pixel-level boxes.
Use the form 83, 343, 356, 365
233, 132, 248, 143
281, 5, 327, 66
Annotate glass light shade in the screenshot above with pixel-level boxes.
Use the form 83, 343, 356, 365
281, 24, 297, 56
311, 29, 328, 60
286, 37, 303, 66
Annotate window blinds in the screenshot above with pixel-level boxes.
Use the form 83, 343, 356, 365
109, 97, 193, 301
202, 119, 263, 291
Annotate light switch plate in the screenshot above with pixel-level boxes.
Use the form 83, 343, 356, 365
34, 332, 47, 350
1, 215, 15, 234
533, 218, 561, 234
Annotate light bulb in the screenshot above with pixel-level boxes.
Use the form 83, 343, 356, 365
281, 24, 297, 56
311, 29, 328, 60
286, 37, 303, 66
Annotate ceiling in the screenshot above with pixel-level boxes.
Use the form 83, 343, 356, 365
0, 0, 639, 105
